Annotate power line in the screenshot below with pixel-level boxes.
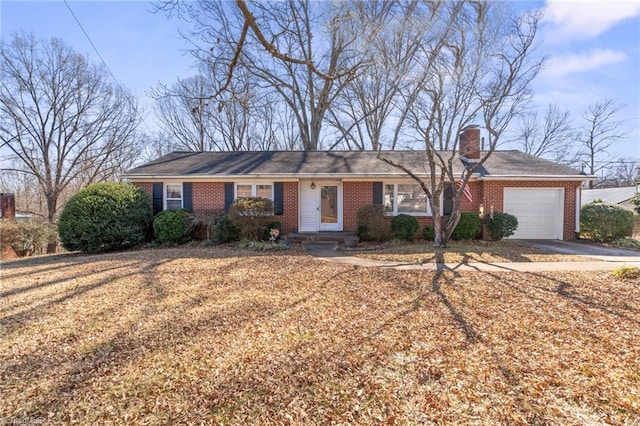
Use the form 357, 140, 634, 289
64, 0, 155, 134
63, 0, 126, 96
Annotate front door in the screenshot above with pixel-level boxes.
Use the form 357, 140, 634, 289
299, 180, 342, 232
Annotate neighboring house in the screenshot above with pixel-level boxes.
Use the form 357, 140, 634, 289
122, 127, 589, 240
581, 186, 638, 211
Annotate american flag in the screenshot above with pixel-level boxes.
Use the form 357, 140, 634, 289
457, 169, 473, 203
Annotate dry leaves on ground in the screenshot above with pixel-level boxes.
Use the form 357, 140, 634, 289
1, 246, 638, 425
352, 240, 588, 264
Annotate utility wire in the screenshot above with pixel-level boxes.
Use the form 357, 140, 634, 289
64, 0, 154, 133
63, 0, 126, 96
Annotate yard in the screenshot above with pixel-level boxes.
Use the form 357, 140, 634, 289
1, 246, 639, 424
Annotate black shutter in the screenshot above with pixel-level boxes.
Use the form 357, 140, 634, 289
372, 182, 383, 205
224, 182, 234, 212
443, 183, 454, 216
182, 182, 193, 211
152, 183, 163, 215
273, 182, 284, 215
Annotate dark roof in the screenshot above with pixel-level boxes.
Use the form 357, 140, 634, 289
123, 150, 584, 179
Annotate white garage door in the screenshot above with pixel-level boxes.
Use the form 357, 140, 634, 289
503, 188, 564, 239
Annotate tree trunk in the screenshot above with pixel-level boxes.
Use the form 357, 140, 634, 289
46, 194, 58, 254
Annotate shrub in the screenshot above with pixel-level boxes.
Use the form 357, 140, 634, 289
452, 212, 482, 240
153, 209, 193, 245
581, 201, 633, 242
212, 215, 240, 244
631, 194, 640, 214
611, 265, 640, 280
391, 214, 419, 241
263, 221, 282, 241
58, 182, 153, 253
0, 219, 55, 256
236, 239, 290, 251
484, 212, 518, 241
423, 225, 435, 241
190, 210, 226, 240
228, 197, 275, 241
356, 204, 391, 242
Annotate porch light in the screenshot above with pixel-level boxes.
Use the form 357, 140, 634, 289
479, 204, 484, 217
311, 182, 316, 189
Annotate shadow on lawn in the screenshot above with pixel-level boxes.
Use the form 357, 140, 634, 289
2, 260, 355, 422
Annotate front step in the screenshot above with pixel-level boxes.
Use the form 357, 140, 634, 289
287, 232, 359, 244
301, 240, 339, 252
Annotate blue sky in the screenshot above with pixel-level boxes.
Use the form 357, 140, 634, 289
1, 0, 639, 159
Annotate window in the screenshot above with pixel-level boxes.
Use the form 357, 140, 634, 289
384, 183, 431, 215
165, 183, 183, 210
235, 183, 273, 200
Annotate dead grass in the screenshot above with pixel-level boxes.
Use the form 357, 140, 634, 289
351, 240, 589, 263
1, 246, 639, 425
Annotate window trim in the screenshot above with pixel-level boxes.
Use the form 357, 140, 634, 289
383, 182, 438, 216
164, 182, 183, 210
234, 182, 274, 200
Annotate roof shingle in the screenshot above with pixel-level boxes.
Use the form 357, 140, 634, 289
122, 150, 583, 179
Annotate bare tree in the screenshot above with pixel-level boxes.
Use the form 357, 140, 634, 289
154, 75, 218, 151
154, 71, 286, 151
0, 163, 47, 218
576, 99, 628, 189
156, 0, 368, 151
514, 103, 574, 162
327, 2, 431, 151
378, 2, 543, 247
0, 34, 140, 229
599, 159, 640, 188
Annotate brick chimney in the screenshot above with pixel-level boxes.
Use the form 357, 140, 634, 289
0, 193, 16, 221
459, 125, 480, 160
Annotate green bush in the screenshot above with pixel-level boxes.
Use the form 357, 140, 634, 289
391, 214, 419, 241
356, 204, 391, 242
228, 197, 275, 241
452, 212, 482, 240
630, 194, 640, 214
212, 215, 240, 244
484, 212, 518, 241
581, 201, 633, 242
153, 209, 193, 245
0, 219, 56, 256
58, 182, 153, 253
423, 225, 435, 241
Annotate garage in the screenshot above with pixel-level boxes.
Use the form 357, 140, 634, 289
503, 188, 564, 239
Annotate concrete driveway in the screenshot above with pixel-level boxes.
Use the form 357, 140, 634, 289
519, 240, 640, 262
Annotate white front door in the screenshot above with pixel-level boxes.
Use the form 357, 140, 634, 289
299, 180, 343, 232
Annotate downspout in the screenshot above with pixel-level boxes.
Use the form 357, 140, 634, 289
575, 185, 581, 239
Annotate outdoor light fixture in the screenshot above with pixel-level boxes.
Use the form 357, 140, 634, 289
311, 182, 316, 189
479, 204, 484, 217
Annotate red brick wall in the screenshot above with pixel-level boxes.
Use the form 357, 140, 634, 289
192, 182, 226, 211
343, 182, 374, 232
479, 180, 581, 240
280, 182, 298, 233
134, 182, 153, 199
133, 179, 580, 240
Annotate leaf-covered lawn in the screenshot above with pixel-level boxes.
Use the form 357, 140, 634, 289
1, 247, 639, 425
351, 240, 589, 263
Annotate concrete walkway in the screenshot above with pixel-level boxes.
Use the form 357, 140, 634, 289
304, 240, 640, 272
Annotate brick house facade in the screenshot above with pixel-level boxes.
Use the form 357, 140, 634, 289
125, 128, 590, 240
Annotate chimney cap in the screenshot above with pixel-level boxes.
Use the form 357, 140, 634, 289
461, 124, 480, 131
